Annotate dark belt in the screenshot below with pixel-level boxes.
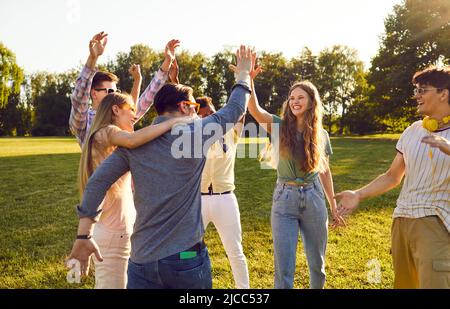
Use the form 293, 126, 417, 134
164, 240, 206, 260
201, 190, 232, 196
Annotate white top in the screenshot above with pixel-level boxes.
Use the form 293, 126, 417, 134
394, 120, 450, 232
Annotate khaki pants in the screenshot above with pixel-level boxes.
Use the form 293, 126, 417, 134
92, 223, 132, 289
391, 216, 450, 289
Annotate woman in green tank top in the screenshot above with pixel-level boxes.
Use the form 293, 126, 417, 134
246, 56, 345, 288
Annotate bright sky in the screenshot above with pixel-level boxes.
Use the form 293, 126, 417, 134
0, 0, 403, 74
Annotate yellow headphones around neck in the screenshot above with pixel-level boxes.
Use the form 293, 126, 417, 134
422, 115, 450, 132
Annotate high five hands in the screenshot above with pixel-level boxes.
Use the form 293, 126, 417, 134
229, 48, 263, 80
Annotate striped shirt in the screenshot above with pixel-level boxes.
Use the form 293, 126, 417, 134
395, 120, 450, 232
69, 65, 168, 146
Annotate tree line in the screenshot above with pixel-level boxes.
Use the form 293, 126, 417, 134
0, 0, 449, 136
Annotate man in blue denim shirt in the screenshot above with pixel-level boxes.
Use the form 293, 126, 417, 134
67, 45, 253, 289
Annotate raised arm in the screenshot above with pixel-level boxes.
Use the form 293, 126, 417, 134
231, 52, 272, 128
69, 32, 107, 145
249, 80, 274, 129
199, 45, 253, 144
335, 152, 406, 217
135, 39, 180, 121
129, 64, 142, 106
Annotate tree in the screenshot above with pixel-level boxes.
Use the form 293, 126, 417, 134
30, 71, 77, 136
316, 45, 365, 133
176, 50, 208, 97
0, 43, 24, 109
204, 50, 235, 108
368, 0, 450, 131
289, 47, 318, 83
253, 52, 291, 116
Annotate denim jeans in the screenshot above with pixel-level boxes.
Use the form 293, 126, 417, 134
271, 178, 328, 289
127, 245, 212, 289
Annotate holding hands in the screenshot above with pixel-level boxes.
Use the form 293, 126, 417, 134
334, 190, 361, 217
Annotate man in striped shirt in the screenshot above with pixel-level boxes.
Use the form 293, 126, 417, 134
69, 32, 179, 146
335, 66, 450, 289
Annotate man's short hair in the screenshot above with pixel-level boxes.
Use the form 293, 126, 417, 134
92, 71, 119, 89
153, 83, 194, 115
413, 66, 450, 104
195, 96, 213, 109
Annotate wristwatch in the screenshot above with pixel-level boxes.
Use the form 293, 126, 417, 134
76, 235, 92, 240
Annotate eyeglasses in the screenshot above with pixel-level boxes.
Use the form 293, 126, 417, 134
177, 101, 200, 113
413, 87, 443, 96
94, 88, 121, 94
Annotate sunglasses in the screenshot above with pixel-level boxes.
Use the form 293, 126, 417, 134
94, 88, 121, 94
177, 101, 200, 113
413, 87, 443, 96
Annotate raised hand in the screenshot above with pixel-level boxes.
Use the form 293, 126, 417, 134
229, 48, 262, 80
161, 39, 180, 73
235, 45, 252, 75
334, 190, 361, 217
250, 51, 263, 79
129, 64, 142, 81
165, 39, 180, 63
89, 31, 108, 59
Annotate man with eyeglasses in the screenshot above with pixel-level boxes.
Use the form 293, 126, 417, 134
335, 66, 450, 289
69, 31, 180, 146
68, 45, 254, 289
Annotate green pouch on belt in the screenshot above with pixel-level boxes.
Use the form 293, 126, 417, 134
180, 251, 197, 259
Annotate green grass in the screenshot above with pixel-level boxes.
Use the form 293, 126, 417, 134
0, 135, 400, 288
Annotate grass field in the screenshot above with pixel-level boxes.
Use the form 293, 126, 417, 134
0, 136, 401, 289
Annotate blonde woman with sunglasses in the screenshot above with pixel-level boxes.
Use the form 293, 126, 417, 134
75, 92, 192, 289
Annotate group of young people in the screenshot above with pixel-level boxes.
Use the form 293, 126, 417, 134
66, 32, 450, 289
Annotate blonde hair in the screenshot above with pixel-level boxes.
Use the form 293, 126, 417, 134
78, 92, 133, 199
279, 81, 327, 173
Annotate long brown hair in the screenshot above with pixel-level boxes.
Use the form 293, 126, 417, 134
279, 81, 327, 173
78, 92, 133, 199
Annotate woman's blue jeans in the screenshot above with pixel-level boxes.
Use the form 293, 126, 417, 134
271, 179, 328, 289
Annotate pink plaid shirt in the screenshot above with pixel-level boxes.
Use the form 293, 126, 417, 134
69, 65, 168, 146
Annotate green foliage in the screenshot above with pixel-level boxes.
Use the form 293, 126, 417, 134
29, 71, 78, 136
368, 0, 450, 126
0, 42, 24, 109
204, 50, 235, 107
5, 0, 450, 137
316, 45, 366, 134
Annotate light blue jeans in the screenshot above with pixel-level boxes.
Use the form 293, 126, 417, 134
271, 178, 328, 289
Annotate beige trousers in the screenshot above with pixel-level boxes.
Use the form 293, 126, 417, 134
92, 223, 132, 289
391, 216, 450, 289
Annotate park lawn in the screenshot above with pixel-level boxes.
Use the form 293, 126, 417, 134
0, 135, 400, 288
